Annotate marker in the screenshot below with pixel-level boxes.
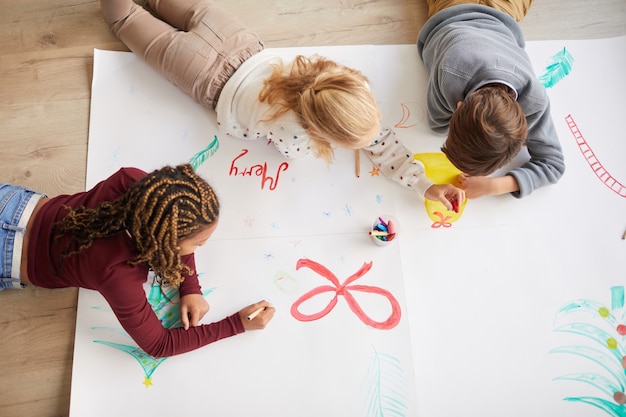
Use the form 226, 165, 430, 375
355, 150, 361, 178
374, 223, 388, 232
387, 220, 396, 235
450, 198, 459, 213
369, 230, 389, 237
246, 306, 266, 321
622, 229, 626, 240
378, 217, 388, 228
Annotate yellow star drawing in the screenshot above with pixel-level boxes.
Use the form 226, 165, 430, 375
142, 376, 154, 388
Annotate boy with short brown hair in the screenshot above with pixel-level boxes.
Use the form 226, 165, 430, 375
419, 0, 565, 198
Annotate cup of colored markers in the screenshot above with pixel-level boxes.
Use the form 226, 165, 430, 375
370, 215, 398, 247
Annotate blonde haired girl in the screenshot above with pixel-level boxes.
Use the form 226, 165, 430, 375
101, 0, 464, 209
101, 0, 378, 161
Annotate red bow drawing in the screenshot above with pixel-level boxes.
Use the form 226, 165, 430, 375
290, 258, 401, 330
431, 211, 452, 228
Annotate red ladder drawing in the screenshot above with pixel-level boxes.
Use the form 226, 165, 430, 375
565, 114, 626, 198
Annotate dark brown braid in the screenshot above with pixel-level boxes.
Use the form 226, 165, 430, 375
54, 164, 220, 287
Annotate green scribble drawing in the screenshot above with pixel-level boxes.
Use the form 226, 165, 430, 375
189, 135, 220, 170
273, 270, 299, 294
552, 286, 626, 416
92, 281, 216, 387
539, 47, 574, 89
362, 346, 409, 417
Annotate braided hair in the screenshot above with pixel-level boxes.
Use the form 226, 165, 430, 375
54, 164, 220, 287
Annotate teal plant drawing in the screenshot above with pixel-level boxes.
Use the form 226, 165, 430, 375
539, 47, 574, 89
362, 346, 409, 417
189, 135, 220, 170
92, 282, 215, 387
552, 286, 626, 416
93, 340, 168, 388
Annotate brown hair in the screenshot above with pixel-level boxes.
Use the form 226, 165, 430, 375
259, 55, 380, 162
54, 164, 219, 287
442, 84, 527, 176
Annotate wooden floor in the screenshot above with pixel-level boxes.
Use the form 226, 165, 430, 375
0, 1, 624, 416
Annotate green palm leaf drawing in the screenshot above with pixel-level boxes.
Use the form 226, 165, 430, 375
539, 47, 574, 89
91, 283, 215, 386
552, 286, 626, 416
555, 372, 622, 397
189, 135, 220, 170
362, 346, 409, 417
564, 396, 626, 417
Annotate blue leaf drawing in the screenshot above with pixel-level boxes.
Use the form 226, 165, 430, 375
189, 135, 220, 170
539, 47, 574, 89
362, 346, 409, 417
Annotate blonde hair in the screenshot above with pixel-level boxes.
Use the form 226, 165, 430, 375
259, 55, 380, 162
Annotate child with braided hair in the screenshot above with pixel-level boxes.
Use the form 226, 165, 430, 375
0, 164, 274, 357
99, 0, 465, 210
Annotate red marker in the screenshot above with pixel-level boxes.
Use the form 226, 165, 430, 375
450, 198, 459, 213
387, 220, 396, 235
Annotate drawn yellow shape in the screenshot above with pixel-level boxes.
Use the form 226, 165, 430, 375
598, 306, 610, 317
414, 152, 467, 225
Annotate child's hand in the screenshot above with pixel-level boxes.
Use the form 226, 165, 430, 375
456, 174, 519, 198
424, 183, 465, 211
180, 294, 210, 330
240, 300, 275, 331
456, 174, 487, 198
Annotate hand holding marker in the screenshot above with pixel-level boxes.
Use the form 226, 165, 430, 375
247, 307, 265, 321
242, 300, 275, 330
450, 197, 459, 213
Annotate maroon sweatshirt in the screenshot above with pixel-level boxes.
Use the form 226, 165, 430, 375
27, 167, 244, 357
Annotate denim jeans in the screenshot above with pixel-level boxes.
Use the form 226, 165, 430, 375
0, 184, 45, 290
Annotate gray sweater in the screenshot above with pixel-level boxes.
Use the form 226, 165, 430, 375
417, 4, 565, 198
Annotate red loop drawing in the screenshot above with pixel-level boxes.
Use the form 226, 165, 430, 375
431, 211, 452, 228
290, 258, 401, 330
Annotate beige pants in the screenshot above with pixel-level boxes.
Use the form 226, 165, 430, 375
426, 0, 533, 22
101, 0, 264, 109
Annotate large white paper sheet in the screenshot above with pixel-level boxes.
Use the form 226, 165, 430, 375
73, 37, 626, 417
